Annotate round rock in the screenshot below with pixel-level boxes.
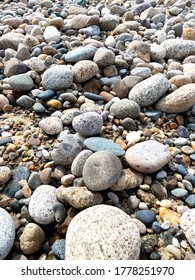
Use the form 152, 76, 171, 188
110, 99, 140, 119
9, 73, 34, 91
0, 208, 15, 260
83, 151, 122, 191
19, 223, 45, 254
125, 140, 171, 173
72, 112, 103, 137
42, 65, 73, 90
0, 166, 11, 186
43, 26, 61, 43
135, 209, 156, 225
28, 185, 58, 225
84, 137, 125, 156
39, 116, 63, 135
129, 74, 169, 107
72, 60, 99, 83
65, 204, 140, 260
71, 150, 93, 177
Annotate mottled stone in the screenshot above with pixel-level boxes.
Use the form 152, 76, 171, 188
93, 47, 115, 68
73, 60, 99, 82
180, 209, 195, 250
71, 150, 93, 177
126, 40, 151, 63
9, 73, 34, 91
161, 39, 195, 60
110, 99, 140, 119
129, 74, 169, 107
64, 46, 97, 63
65, 205, 140, 260
4, 58, 29, 77
39, 117, 63, 135
56, 186, 103, 209
125, 140, 171, 173
0, 166, 11, 186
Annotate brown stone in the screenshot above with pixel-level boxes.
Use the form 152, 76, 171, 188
99, 91, 113, 102
49, 17, 64, 29
159, 207, 180, 224
112, 79, 129, 98
126, 40, 151, 63
46, 99, 62, 110
169, 75, 192, 88
182, 27, 195, 41
137, 189, 157, 207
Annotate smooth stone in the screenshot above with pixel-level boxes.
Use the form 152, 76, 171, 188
33, 102, 46, 113
126, 40, 151, 63
184, 174, 195, 187
135, 209, 156, 225
83, 92, 103, 101
83, 151, 122, 191
3, 166, 30, 198
4, 57, 29, 77
29, 185, 57, 225
125, 140, 171, 173
126, 131, 141, 145
15, 43, 31, 61
0, 94, 9, 111
61, 109, 81, 125
171, 188, 188, 198
43, 26, 61, 43
16, 95, 35, 109
84, 137, 125, 156
166, 245, 181, 260
68, 14, 89, 29
56, 186, 103, 209
19, 223, 45, 254
84, 25, 101, 36
42, 65, 73, 90
0, 208, 15, 260
0, 166, 11, 186
161, 39, 195, 60
28, 172, 42, 190
185, 195, 195, 208
130, 218, 146, 234
52, 239, 65, 260
71, 150, 93, 177
155, 84, 195, 113
64, 46, 97, 63
121, 118, 137, 131
150, 43, 166, 60
0, 32, 24, 50
110, 98, 140, 120
180, 209, 195, 250
152, 221, 161, 233
129, 74, 169, 107
53, 202, 67, 223
9, 73, 34, 91
100, 15, 120, 31
177, 164, 187, 176
72, 112, 103, 137
156, 170, 167, 181
145, 111, 162, 121
93, 47, 115, 68
65, 205, 140, 260
51, 134, 83, 166
39, 116, 63, 135
72, 60, 99, 83
37, 90, 55, 100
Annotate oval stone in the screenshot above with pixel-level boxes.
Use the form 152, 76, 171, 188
84, 137, 125, 156
125, 140, 171, 173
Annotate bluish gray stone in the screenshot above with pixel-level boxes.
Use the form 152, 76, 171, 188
185, 195, 195, 208
161, 39, 195, 60
63, 46, 97, 63
171, 188, 188, 199
110, 99, 140, 119
33, 102, 46, 113
84, 137, 125, 156
16, 95, 35, 108
9, 73, 34, 91
28, 172, 42, 190
184, 174, 195, 187
0, 208, 15, 260
177, 164, 188, 176
3, 166, 30, 197
83, 92, 104, 101
53, 202, 67, 224
135, 210, 156, 225
71, 150, 93, 177
156, 170, 167, 181
152, 221, 161, 233
145, 111, 162, 121
37, 90, 55, 100
84, 25, 100, 36
52, 239, 65, 260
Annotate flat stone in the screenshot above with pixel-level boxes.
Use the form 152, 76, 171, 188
52, 239, 65, 260
0, 208, 15, 260
56, 186, 103, 209
9, 73, 34, 91
3, 166, 30, 198
16, 95, 35, 108
155, 84, 195, 113
129, 74, 169, 107
28, 185, 57, 225
71, 150, 93, 177
84, 137, 125, 156
125, 140, 171, 173
110, 98, 140, 119
83, 151, 122, 191
171, 188, 188, 199
37, 90, 55, 100
64, 46, 97, 63
185, 195, 195, 208
65, 205, 140, 260
4, 57, 29, 77
39, 116, 63, 135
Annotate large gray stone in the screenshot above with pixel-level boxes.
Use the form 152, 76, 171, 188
161, 39, 195, 60
65, 205, 141, 260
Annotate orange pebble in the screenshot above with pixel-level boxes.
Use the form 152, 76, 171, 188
115, 138, 128, 150
159, 207, 180, 224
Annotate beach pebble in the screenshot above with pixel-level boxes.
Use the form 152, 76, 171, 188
130, 218, 147, 234
0, 94, 9, 111
72, 112, 103, 137
42, 65, 73, 90
185, 195, 195, 208
125, 140, 171, 173
28, 185, 58, 225
93, 47, 115, 67
56, 186, 103, 209
51, 135, 83, 166
39, 117, 63, 135
0, 208, 15, 260
110, 99, 140, 119
43, 26, 61, 43
64, 46, 97, 63
180, 209, 195, 251
0, 166, 11, 186
65, 204, 140, 260
73, 60, 99, 82
166, 245, 181, 260
159, 207, 180, 225
161, 39, 195, 60
16, 95, 35, 109
155, 84, 195, 113
19, 223, 45, 254
8, 73, 34, 91
83, 151, 122, 191
84, 137, 125, 156
71, 150, 93, 177
135, 209, 156, 225
129, 74, 169, 107
171, 188, 188, 199
53, 202, 67, 224
52, 239, 65, 260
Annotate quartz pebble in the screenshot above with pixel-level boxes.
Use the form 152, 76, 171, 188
65, 205, 140, 260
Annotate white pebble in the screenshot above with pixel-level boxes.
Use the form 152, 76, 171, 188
172, 237, 180, 248
180, 240, 188, 249
126, 131, 141, 146
160, 199, 172, 208
161, 220, 170, 230
166, 244, 181, 260
138, 202, 148, 210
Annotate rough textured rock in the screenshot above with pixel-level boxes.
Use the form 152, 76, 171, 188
0, 208, 15, 260
83, 151, 122, 191
65, 205, 141, 260
155, 84, 195, 113
110, 99, 140, 119
39, 116, 63, 135
180, 209, 195, 251
161, 39, 195, 60
129, 74, 170, 107
0, 166, 11, 186
125, 140, 171, 173
73, 60, 99, 82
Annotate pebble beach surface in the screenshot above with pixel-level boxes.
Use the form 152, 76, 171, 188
0, 0, 195, 260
